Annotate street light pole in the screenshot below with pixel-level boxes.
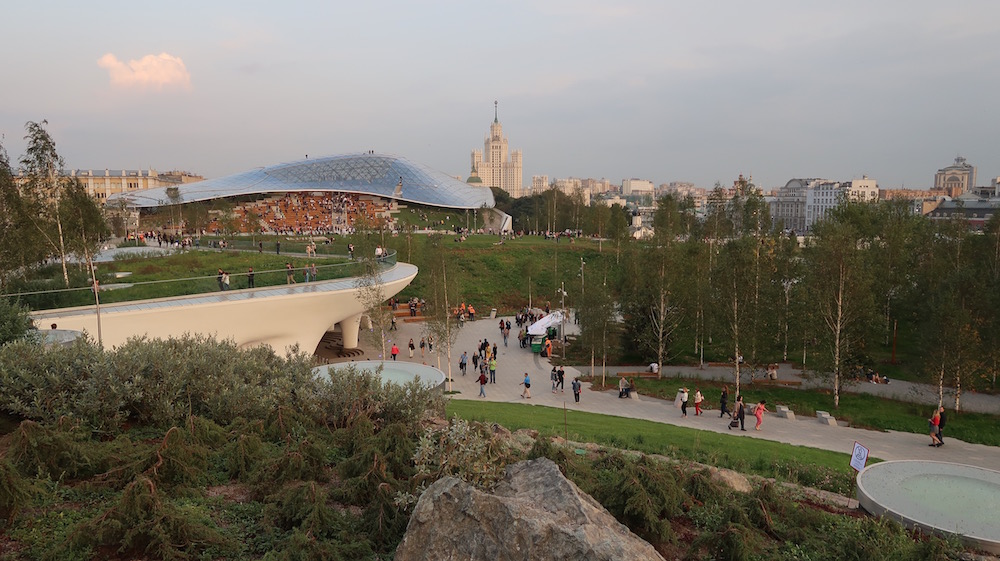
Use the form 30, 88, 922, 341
560, 281, 566, 358
580, 257, 585, 297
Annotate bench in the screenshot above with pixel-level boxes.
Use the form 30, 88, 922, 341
815, 411, 838, 426
617, 371, 658, 379
775, 405, 795, 420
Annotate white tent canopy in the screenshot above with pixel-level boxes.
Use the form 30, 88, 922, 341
527, 311, 563, 336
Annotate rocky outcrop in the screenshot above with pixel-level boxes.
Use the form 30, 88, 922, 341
395, 457, 665, 561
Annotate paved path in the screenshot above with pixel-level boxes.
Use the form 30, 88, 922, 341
367, 314, 1000, 472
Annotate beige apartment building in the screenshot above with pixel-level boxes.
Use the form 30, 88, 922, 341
471, 102, 523, 198
13, 168, 203, 202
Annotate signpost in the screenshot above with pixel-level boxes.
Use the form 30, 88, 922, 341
850, 441, 870, 472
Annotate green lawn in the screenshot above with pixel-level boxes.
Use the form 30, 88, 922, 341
446, 399, 860, 495
593, 374, 1000, 447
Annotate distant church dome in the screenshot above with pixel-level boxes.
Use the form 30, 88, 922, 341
466, 165, 483, 184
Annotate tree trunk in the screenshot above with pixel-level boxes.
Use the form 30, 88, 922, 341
938, 359, 945, 409
732, 290, 741, 399
954, 361, 962, 412
832, 264, 845, 409
56, 212, 70, 288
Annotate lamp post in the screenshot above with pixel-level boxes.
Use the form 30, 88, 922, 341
559, 282, 566, 358
580, 257, 586, 297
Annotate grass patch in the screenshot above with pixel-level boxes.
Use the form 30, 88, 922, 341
446, 399, 859, 495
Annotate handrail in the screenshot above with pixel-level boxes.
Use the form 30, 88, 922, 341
2, 249, 397, 304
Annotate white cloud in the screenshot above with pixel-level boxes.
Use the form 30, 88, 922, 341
97, 52, 192, 90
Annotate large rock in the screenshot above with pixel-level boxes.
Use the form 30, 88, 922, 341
395, 457, 665, 561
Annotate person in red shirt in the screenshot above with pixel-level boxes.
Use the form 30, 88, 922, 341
390, 343, 399, 361
478, 371, 488, 398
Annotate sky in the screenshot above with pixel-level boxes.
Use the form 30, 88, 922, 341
2, 1, 999, 190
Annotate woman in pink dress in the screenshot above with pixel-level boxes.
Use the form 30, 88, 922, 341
754, 400, 769, 431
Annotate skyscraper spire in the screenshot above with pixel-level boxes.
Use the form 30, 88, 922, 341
494, 100, 498, 123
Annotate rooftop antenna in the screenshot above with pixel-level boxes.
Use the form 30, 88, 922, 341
494, 100, 498, 123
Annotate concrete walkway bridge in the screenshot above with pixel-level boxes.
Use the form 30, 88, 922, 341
30, 257, 416, 353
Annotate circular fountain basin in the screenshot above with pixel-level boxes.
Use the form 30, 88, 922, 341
313, 360, 445, 390
856, 460, 1000, 553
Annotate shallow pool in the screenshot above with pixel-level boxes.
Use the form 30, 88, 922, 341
313, 360, 445, 389
857, 460, 1000, 553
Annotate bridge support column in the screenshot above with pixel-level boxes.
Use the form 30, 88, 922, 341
340, 313, 363, 349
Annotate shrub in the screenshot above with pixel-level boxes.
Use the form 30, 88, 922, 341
0, 458, 32, 527
7, 419, 97, 480
67, 476, 233, 560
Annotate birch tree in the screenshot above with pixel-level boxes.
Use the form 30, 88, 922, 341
804, 220, 874, 408
19, 121, 73, 287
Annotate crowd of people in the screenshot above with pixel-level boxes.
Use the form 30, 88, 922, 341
200, 193, 395, 237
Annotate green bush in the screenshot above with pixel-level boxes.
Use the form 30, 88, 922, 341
67, 476, 233, 560
0, 458, 32, 527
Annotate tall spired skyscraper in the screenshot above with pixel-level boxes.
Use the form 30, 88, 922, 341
470, 101, 523, 198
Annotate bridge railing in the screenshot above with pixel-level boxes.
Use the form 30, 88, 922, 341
2, 249, 398, 312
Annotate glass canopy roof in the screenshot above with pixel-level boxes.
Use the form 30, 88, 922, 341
110, 153, 495, 210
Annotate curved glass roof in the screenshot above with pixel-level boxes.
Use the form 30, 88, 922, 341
109, 153, 495, 210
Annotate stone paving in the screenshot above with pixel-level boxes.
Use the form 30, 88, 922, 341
360, 313, 1000, 471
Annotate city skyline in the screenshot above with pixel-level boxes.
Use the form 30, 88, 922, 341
2, 1, 999, 190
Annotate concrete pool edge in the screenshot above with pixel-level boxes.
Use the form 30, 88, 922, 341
856, 460, 1000, 554
313, 360, 446, 390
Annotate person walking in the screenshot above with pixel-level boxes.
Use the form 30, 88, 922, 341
936, 406, 947, 446
408, 338, 415, 358
754, 400, 769, 431
520, 372, 531, 399
221, 271, 230, 291
390, 316, 397, 331
428, 334, 434, 353
733, 396, 746, 431
929, 410, 943, 447
571, 377, 582, 403
472, 352, 479, 372
390, 343, 399, 361
551, 368, 559, 393
478, 371, 488, 398
419, 337, 426, 358
459, 351, 468, 376
285, 263, 295, 284
247, 267, 255, 289
694, 388, 704, 415
719, 385, 731, 418
217, 268, 224, 291
680, 387, 689, 417
489, 357, 497, 384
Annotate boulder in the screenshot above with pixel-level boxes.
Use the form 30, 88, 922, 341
708, 467, 752, 494
395, 457, 665, 561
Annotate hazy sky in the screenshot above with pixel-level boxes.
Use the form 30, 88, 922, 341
2, 1, 998, 190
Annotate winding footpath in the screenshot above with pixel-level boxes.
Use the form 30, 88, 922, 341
371, 315, 1000, 471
